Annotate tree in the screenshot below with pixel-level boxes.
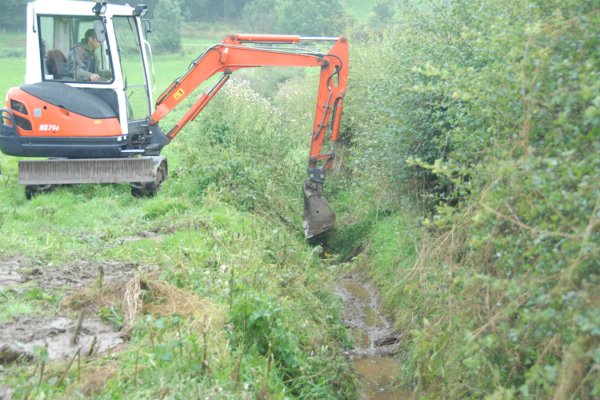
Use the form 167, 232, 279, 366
178, 0, 209, 22
150, 0, 183, 52
366, 0, 397, 30
0, 0, 29, 32
275, 0, 350, 36
201, 0, 251, 20
372, 0, 396, 22
242, 0, 280, 33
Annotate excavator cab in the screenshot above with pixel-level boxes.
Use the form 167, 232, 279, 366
2, 1, 156, 158
0, 1, 166, 197
0, 0, 348, 238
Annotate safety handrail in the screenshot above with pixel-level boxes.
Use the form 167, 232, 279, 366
142, 39, 156, 93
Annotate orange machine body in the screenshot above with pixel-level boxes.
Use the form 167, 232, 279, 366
1, 33, 347, 166
1, 83, 125, 158
7, 87, 122, 138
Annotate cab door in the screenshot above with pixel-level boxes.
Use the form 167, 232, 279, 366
112, 16, 152, 131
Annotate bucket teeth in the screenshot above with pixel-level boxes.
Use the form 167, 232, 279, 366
303, 179, 336, 238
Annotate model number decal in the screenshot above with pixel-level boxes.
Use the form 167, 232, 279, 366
39, 125, 60, 131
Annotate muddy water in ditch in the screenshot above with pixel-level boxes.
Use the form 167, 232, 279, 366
335, 274, 411, 399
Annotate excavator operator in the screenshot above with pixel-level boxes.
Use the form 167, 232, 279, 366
67, 29, 111, 82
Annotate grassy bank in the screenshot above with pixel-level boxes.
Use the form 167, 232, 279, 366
0, 58, 358, 398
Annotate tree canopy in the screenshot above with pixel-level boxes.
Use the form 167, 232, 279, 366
1, 0, 28, 31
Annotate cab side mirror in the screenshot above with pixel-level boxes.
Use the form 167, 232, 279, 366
94, 19, 106, 43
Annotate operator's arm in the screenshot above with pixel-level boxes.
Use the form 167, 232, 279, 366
95, 53, 113, 81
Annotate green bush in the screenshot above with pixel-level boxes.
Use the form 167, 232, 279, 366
170, 77, 310, 224
0, 0, 28, 31
372, 0, 396, 20
345, 20, 463, 205
276, 0, 353, 36
242, 0, 356, 35
345, 0, 600, 397
236, 67, 307, 100
366, 0, 397, 29
242, 0, 279, 32
0, 48, 25, 58
150, 0, 183, 53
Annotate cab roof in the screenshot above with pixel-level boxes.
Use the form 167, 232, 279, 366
32, 0, 137, 18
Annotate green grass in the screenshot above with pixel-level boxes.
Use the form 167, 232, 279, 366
0, 20, 357, 398
0, 288, 59, 322
0, 295, 37, 322
0, 58, 26, 94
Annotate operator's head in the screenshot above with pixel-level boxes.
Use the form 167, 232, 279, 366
84, 29, 102, 51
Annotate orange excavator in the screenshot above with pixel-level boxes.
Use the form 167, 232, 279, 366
0, 1, 348, 238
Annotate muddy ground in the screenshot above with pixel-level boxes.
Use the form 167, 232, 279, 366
334, 273, 410, 400
0, 315, 123, 362
0, 256, 143, 293
0, 256, 157, 365
2, 256, 411, 399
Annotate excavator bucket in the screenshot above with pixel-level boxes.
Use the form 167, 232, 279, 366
303, 179, 336, 238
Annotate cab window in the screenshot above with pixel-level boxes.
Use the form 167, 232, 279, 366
38, 16, 114, 84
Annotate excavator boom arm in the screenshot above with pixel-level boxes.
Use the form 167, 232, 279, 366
148, 34, 348, 238
149, 34, 348, 165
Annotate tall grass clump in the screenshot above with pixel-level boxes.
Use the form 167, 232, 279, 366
342, 0, 600, 397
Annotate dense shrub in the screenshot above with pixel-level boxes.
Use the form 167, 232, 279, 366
242, 0, 279, 32
345, 0, 600, 397
150, 0, 183, 53
242, 0, 354, 35
345, 17, 470, 204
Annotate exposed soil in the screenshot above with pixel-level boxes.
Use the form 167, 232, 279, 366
0, 315, 123, 363
334, 274, 410, 399
0, 256, 159, 365
0, 385, 15, 400
0, 256, 151, 293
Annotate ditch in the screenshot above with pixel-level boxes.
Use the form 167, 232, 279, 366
335, 273, 411, 399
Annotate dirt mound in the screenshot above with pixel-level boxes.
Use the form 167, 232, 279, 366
0, 256, 154, 293
0, 315, 122, 363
